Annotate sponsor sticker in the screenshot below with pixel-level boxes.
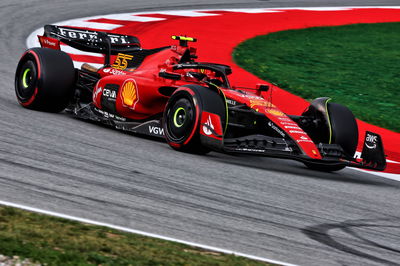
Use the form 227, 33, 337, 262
235, 148, 265, 153
249, 99, 269, 108
365, 133, 378, 149
149, 126, 164, 136
57, 27, 130, 45
103, 88, 117, 100
226, 99, 237, 106
284, 125, 301, 129
102, 68, 127, 75
38, 36, 61, 49
289, 130, 306, 134
268, 121, 285, 137
93, 107, 126, 121
93, 86, 102, 103
202, 116, 215, 136
121, 80, 139, 109
200, 112, 223, 139
112, 53, 133, 70
266, 108, 285, 117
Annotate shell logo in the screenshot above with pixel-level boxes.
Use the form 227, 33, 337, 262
266, 108, 285, 117
121, 80, 138, 108
250, 99, 269, 108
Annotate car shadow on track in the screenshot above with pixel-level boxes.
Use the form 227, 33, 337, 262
208, 152, 395, 187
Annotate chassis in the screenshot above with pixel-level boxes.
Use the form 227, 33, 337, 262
15, 25, 386, 172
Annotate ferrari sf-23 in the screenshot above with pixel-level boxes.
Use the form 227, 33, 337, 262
15, 25, 386, 172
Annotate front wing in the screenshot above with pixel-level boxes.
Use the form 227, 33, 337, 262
222, 131, 386, 171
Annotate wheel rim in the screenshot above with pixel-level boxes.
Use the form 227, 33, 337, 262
173, 107, 186, 128
22, 68, 32, 88
167, 97, 195, 142
16, 59, 38, 101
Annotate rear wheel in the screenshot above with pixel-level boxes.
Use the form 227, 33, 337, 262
302, 99, 358, 171
15, 48, 75, 112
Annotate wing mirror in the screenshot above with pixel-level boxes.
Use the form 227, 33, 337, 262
159, 71, 181, 80
256, 84, 269, 92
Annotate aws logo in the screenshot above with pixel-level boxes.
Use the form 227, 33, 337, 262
121, 79, 139, 109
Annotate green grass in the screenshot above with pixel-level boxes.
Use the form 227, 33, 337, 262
233, 22, 400, 132
0, 206, 271, 265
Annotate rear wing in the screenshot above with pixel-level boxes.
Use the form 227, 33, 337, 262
40, 25, 141, 65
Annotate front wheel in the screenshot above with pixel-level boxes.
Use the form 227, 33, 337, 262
163, 87, 208, 153
15, 48, 75, 112
301, 98, 359, 172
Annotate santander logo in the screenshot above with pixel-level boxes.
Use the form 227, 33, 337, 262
203, 116, 214, 136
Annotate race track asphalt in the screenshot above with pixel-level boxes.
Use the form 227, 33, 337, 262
1, 1, 400, 265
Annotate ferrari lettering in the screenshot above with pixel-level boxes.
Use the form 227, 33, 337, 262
110, 36, 127, 44
57, 28, 129, 44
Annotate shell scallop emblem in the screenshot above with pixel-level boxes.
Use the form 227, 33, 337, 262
121, 80, 138, 108
266, 108, 285, 117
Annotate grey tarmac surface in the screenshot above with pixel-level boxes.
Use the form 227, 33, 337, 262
1, 1, 400, 265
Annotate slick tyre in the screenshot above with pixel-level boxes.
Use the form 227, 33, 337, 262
15, 48, 75, 112
303, 101, 358, 172
163, 86, 208, 153
163, 85, 226, 154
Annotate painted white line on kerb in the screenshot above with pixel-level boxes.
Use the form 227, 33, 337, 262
0, 200, 296, 266
351, 168, 400, 182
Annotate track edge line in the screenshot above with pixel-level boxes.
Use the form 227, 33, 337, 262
0, 200, 297, 266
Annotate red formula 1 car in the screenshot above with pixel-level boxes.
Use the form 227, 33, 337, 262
15, 25, 386, 172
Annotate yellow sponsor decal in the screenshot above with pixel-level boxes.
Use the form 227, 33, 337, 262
121, 81, 138, 108
112, 53, 133, 70
266, 108, 285, 117
249, 99, 269, 108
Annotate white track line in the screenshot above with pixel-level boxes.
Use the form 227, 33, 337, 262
351, 168, 400, 182
0, 200, 296, 266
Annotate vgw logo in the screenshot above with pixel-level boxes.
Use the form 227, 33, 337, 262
149, 126, 164, 136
